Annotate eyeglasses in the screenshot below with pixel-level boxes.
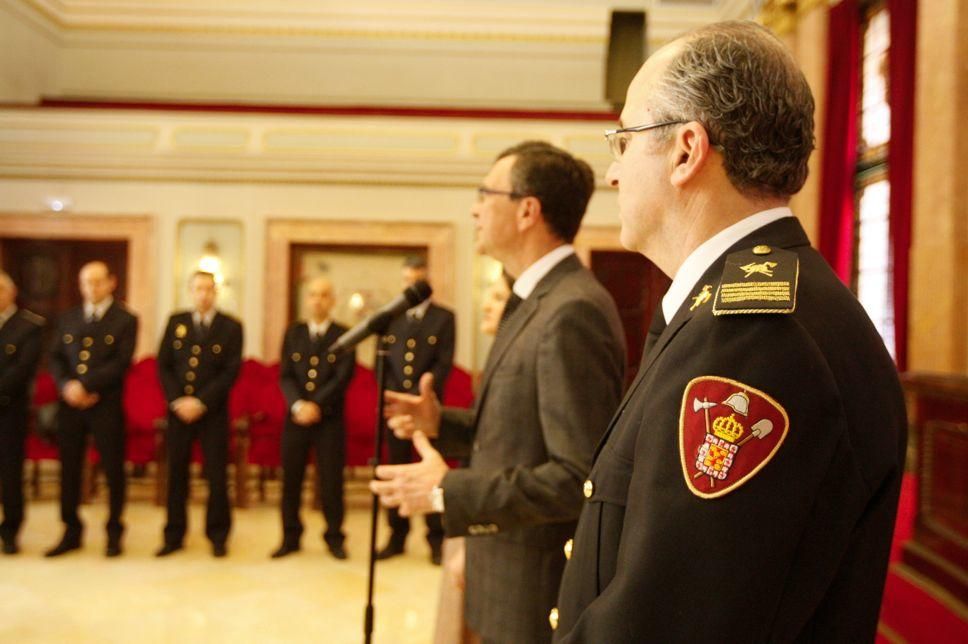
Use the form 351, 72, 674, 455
604, 120, 685, 161
476, 186, 528, 201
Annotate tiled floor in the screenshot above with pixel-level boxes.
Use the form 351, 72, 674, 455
0, 490, 442, 644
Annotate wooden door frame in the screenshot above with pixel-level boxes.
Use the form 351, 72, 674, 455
0, 213, 156, 358
264, 219, 456, 360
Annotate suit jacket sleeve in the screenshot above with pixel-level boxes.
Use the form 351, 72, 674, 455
441, 299, 624, 535
435, 407, 477, 461
0, 320, 43, 396
157, 317, 180, 403
49, 316, 71, 392
312, 347, 356, 409
430, 310, 455, 399
78, 313, 137, 393
197, 320, 243, 409
279, 328, 300, 409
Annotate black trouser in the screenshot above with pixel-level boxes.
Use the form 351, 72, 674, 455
0, 405, 27, 544
280, 417, 346, 546
56, 400, 127, 541
163, 412, 231, 546
386, 430, 443, 548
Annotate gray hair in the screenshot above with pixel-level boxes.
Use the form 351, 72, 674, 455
650, 21, 815, 198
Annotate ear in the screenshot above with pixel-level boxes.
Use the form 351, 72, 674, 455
669, 122, 714, 188
515, 196, 542, 233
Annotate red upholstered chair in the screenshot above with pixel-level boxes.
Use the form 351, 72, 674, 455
442, 366, 475, 410
123, 357, 166, 468
25, 371, 60, 497
243, 361, 286, 500
344, 364, 377, 468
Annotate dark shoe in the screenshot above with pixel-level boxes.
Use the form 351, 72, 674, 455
155, 543, 183, 557
106, 542, 123, 558
45, 537, 82, 558
212, 543, 227, 558
327, 542, 348, 560
270, 543, 300, 559
2, 540, 19, 555
375, 541, 405, 560
430, 543, 443, 566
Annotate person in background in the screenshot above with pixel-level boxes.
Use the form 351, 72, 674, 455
272, 275, 356, 560
155, 270, 242, 558
46, 261, 137, 558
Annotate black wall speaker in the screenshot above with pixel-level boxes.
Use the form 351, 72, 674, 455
605, 10, 648, 110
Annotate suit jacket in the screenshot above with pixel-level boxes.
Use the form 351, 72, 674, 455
157, 311, 243, 415
436, 254, 626, 643
385, 302, 455, 399
0, 309, 45, 413
554, 217, 907, 643
279, 321, 356, 419
49, 301, 138, 405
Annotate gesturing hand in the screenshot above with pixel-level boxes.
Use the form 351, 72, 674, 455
369, 431, 448, 517
384, 372, 442, 439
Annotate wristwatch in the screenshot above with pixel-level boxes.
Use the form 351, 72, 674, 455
429, 485, 445, 513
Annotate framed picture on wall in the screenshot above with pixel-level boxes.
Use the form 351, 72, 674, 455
175, 219, 244, 316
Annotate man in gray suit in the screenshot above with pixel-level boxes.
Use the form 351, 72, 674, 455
371, 141, 626, 643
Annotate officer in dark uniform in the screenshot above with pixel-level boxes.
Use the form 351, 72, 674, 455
552, 22, 907, 642
271, 276, 356, 560
377, 256, 455, 564
155, 270, 242, 558
46, 261, 138, 558
0, 271, 45, 555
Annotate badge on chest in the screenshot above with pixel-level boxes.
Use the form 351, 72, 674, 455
679, 376, 789, 499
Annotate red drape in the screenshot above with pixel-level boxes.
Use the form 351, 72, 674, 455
818, 0, 861, 283
887, 0, 916, 371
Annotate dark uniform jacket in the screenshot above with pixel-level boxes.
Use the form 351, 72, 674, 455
0, 309, 45, 412
436, 254, 626, 644
49, 302, 138, 404
157, 311, 243, 411
554, 217, 907, 643
279, 321, 355, 417
385, 302, 455, 399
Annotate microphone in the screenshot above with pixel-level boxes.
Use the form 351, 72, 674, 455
326, 280, 432, 355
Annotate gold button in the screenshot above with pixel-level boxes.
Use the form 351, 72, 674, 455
308, 369, 318, 378
185, 371, 196, 382
583, 480, 594, 498
403, 379, 413, 389
305, 382, 316, 392
184, 385, 194, 395
405, 351, 414, 362
192, 345, 201, 355
403, 365, 414, 375
309, 356, 319, 366
189, 357, 199, 367
564, 538, 573, 560
327, 354, 336, 364
428, 336, 437, 345
753, 244, 772, 255
76, 364, 88, 375
292, 352, 301, 362
105, 335, 114, 345
63, 334, 74, 344
79, 350, 90, 361
549, 608, 559, 631
212, 344, 222, 354
173, 340, 183, 350
387, 335, 396, 344
5, 344, 16, 355
406, 338, 416, 349
82, 337, 94, 347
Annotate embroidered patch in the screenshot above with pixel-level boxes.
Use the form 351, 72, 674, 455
679, 376, 789, 499
713, 246, 799, 315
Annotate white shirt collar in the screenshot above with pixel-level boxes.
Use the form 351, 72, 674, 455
193, 308, 217, 327
308, 319, 332, 337
407, 299, 432, 320
512, 245, 575, 299
661, 208, 794, 323
0, 304, 17, 328
84, 297, 113, 321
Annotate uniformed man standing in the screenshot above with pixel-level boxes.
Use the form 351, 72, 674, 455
552, 22, 907, 642
46, 261, 138, 558
271, 276, 356, 560
0, 271, 45, 555
155, 270, 242, 558
376, 256, 455, 565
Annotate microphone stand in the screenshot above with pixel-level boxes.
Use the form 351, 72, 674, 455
364, 332, 391, 644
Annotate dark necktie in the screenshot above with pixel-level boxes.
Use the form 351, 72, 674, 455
497, 293, 524, 334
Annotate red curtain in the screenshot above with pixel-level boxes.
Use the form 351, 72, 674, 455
817, 0, 860, 283
887, 0, 917, 371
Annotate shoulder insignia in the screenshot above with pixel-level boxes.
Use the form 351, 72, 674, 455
21, 309, 46, 326
713, 245, 798, 315
679, 376, 789, 499
689, 284, 712, 311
